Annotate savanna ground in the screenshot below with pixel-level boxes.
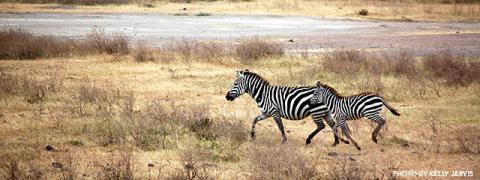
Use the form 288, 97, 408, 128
0, 0, 480, 179
1, 0, 480, 21
0, 28, 479, 179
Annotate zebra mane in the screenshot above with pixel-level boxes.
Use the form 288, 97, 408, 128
318, 82, 379, 98
243, 71, 270, 86
317, 82, 343, 97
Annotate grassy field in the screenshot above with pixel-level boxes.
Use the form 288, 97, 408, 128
1, 0, 480, 21
0, 29, 479, 179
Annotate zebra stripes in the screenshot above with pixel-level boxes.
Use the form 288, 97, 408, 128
226, 70, 350, 145
310, 81, 400, 150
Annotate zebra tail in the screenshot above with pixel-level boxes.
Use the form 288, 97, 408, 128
382, 100, 400, 116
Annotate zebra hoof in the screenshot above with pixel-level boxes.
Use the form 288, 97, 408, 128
356, 146, 362, 151
306, 139, 312, 145
332, 143, 338, 147
372, 138, 378, 144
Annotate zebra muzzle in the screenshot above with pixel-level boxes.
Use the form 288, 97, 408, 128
225, 93, 235, 101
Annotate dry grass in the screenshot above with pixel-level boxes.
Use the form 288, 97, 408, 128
0, 29, 79, 60
424, 51, 480, 86
249, 145, 318, 179
1, 0, 479, 21
0, 43, 479, 179
234, 37, 284, 64
96, 151, 135, 180
9, 0, 132, 5
0, 28, 286, 65
133, 41, 156, 63
0, 29, 130, 60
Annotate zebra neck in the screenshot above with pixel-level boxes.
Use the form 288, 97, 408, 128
326, 92, 342, 110
248, 82, 268, 103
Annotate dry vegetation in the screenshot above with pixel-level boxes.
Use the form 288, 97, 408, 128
1, 0, 480, 21
0, 28, 479, 179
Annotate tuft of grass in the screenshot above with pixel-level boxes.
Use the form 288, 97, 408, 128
96, 151, 135, 180
324, 159, 370, 180
0, 28, 130, 60
454, 126, 480, 154
423, 51, 480, 86
249, 145, 318, 179
0, 29, 78, 60
86, 29, 130, 55
195, 12, 211, 16
322, 49, 368, 77
133, 41, 156, 63
234, 37, 284, 63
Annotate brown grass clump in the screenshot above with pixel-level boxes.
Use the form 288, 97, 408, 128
96, 151, 135, 180
454, 126, 480, 154
234, 37, 284, 63
133, 42, 156, 63
0, 28, 131, 60
160, 40, 227, 63
324, 159, 370, 180
0, 29, 77, 60
323, 49, 368, 76
0, 69, 63, 106
359, 9, 369, 16
392, 49, 419, 78
0, 71, 21, 101
86, 29, 130, 55
423, 51, 480, 86
249, 145, 318, 179
0, 149, 44, 180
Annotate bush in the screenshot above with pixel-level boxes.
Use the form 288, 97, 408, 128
133, 42, 156, 63
0, 28, 131, 60
86, 29, 130, 55
323, 49, 368, 76
0, 29, 78, 60
234, 37, 284, 63
424, 51, 480, 86
392, 49, 419, 77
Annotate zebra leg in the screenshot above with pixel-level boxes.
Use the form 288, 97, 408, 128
340, 124, 361, 150
324, 114, 350, 146
306, 115, 326, 145
273, 114, 287, 144
367, 114, 386, 144
337, 117, 361, 150
251, 114, 268, 141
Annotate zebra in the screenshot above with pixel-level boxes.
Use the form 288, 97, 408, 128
310, 81, 400, 150
225, 70, 350, 145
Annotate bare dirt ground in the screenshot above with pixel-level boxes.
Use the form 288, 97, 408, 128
1, 12, 480, 56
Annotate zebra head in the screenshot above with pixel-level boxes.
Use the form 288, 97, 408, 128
226, 70, 249, 101
310, 81, 327, 104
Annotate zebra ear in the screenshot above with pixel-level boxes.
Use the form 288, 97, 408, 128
245, 69, 249, 72
236, 70, 244, 78
316, 81, 321, 87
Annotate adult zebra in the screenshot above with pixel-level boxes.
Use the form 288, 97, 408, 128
310, 81, 400, 150
225, 70, 349, 145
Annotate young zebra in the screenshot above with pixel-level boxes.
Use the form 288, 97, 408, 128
310, 81, 400, 150
225, 70, 350, 145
